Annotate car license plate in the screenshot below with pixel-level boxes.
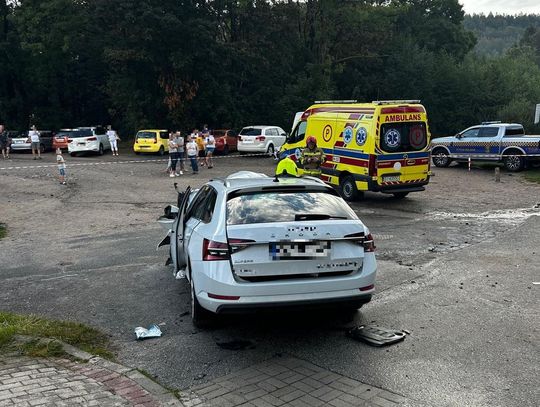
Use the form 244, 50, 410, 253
383, 175, 400, 182
270, 241, 331, 260
242, 139, 253, 144
15, 140, 23, 144
77, 142, 86, 146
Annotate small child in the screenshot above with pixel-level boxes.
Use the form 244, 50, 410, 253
56, 148, 67, 185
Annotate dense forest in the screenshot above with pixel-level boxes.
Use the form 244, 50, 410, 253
465, 14, 540, 56
1, 0, 540, 137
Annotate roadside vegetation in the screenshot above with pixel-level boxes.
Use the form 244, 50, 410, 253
0, 312, 114, 359
1, 1, 540, 138
523, 169, 540, 184
0, 224, 6, 239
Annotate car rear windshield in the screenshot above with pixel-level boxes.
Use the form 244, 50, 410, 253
137, 131, 156, 139
380, 122, 427, 152
56, 131, 76, 138
226, 191, 357, 225
67, 130, 92, 138
240, 128, 262, 136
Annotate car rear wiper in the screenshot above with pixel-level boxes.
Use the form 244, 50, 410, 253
294, 214, 348, 221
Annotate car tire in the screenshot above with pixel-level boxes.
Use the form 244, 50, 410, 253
190, 272, 212, 328
135, 152, 140, 155
266, 144, 275, 157
340, 175, 362, 201
158, 146, 164, 156
40, 144, 45, 154
392, 192, 409, 199
223, 145, 230, 155
432, 149, 451, 167
98, 144, 104, 155
70, 152, 77, 157
503, 153, 524, 172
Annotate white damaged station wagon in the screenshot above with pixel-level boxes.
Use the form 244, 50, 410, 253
158, 172, 377, 326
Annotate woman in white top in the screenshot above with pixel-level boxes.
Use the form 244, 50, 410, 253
205, 133, 215, 168
107, 125, 120, 156
28, 125, 41, 160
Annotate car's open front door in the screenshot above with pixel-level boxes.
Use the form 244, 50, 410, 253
172, 186, 191, 277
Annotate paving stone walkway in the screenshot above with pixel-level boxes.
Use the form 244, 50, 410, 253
0, 355, 180, 407
181, 356, 409, 407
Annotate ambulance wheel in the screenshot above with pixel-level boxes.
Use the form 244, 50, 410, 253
503, 153, 524, 172
432, 149, 451, 167
392, 192, 409, 199
340, 175, 362, 201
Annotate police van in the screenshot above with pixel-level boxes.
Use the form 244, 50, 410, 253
279, 100, 432, 200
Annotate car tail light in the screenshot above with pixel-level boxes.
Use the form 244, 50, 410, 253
87, 137, 97, 141
368, 155, 377, 177
359, 284, 374, 291
153, 138, 158, 143
344, 232, 376, 252
68, 138, 73, 143
228, 238, 256, 254
208, 293, 240, 300
203, 239, 229, 261
255, 136, 266, 142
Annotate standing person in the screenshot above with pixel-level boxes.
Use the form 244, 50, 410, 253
198, 129, 206, 167
300, 136, 326, 177
28, 125, 41, 159
174, 131, 185, 175
56, 148, 67, 185
186, 135, 199, 174
107, 125, 120, 156
0, 124, 10, 160
205, 132, 215, 168
168, 133, 179, 178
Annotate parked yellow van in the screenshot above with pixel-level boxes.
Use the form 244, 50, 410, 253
133, 129, 169, 155
279, 100, 432, 200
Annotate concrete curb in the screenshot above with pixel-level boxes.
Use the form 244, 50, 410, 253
13, 335, 183, 406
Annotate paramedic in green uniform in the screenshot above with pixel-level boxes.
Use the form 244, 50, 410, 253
300, 136, 326, 177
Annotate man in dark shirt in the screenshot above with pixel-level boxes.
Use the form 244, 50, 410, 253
0, 124, 11, 160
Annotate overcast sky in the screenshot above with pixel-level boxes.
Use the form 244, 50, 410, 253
460, 0, 540, 15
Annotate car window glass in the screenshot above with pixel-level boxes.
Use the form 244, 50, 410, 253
478, 127, 499, 138
227, 191, 357, 225
289, 121, 307, 144
504, 127, 525, 136
201, 189, 217, 223
187, 186, 210, 220
380, 122, 427, 153
240, 128, 261, 136
461, 128, 479, 138
160, 132, 168, 139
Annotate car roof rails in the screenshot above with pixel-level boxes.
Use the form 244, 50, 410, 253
481, 121, 502, 125
314, 100, 358, 104
372, 100, 421, 105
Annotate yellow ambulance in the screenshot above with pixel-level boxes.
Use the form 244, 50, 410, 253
279, 100, 432, 200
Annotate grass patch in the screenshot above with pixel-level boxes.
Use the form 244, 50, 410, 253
0, 311, 114, 359
523, 169, 540, 184
0, 224, 6, 239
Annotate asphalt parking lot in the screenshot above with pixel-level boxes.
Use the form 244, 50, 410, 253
1, 149, 539, 406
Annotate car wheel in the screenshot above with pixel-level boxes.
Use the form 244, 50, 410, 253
70, 152, 77, 157
98, 144, 104, 155
190, 272, 212, 328
503, 153, 524, 172
432, 149, 451, 167
266, 144, 275, 157
158, 146, 164, 156
392, 192, 409, 199
340, 175, 362, 201
223, 145, 230, 155
40, 144, 45, 153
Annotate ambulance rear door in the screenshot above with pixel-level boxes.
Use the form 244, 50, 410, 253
376, 112, 431, 187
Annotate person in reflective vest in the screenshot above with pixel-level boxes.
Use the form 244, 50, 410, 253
300, 136, 326, 177
275, 156, 299, 177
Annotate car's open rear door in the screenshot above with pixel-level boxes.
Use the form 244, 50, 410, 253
172, 186, 191, 277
